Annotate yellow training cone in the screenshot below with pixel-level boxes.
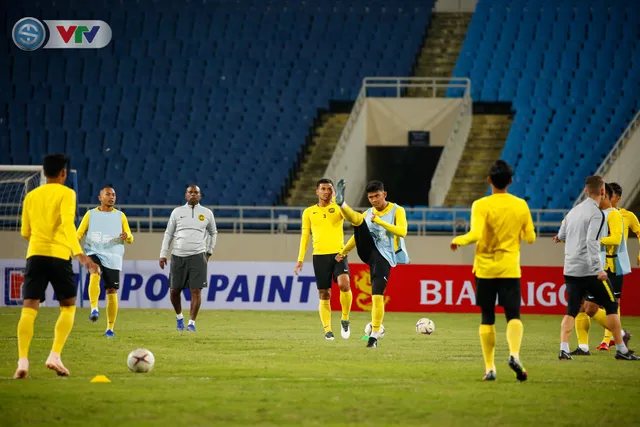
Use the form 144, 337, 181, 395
90, 375, 111, 383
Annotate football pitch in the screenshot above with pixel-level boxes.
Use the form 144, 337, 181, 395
1, 308, 639, 426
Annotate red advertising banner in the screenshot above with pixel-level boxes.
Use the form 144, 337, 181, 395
331, 265, 640, 315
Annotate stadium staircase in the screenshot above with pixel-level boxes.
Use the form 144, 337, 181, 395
410, 12, 473, 97
285, 113, 349, 206
443, 113, 513, 206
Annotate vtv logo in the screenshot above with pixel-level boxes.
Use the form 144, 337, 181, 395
56, 25, 102, 45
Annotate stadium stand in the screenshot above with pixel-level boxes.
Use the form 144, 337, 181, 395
450, 0, 640, 211
2, 0, 434, 206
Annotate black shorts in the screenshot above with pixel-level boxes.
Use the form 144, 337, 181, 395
475, 277, 521, 310
352, 222, 391, 295
585, 270, 624, 301
22, 256, 76, 301
170, 253, 208, 290
89, 255, 121, 289
565, 274, 618, 317
312, 254, 349, 290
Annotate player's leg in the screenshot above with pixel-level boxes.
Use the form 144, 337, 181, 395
313, 255, 334, 340
498, 279, 527, 381
13, 257, 45, 379
334, 255, 352, 339
186, 253, 208, 332
366, 250, 391, 348
333, 179, 364, 226
100, 266, 120, 338
602, 274, 628, 348
572, 301, 592, 355
169, 255, 186, 331
88, 255, 103, 322
559, 276, 585, 360
476, 278, 497, 380
587, 277, 636, 359
47, 257, 79, 376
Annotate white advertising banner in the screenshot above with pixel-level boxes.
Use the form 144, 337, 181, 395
1, 260, 320, 310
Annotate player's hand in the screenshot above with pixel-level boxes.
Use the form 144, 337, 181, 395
119, 232, 128, 240
370, 213, 377, 223
335, 254, 345, 262
76, 254, 100, 275
637, 255, 639, 267
552, 235, 560, 243
294, 261, 303, 276
597, 271, 608, 281
450, 242, 459, 252
206, 253, 211, 262
159, 257, 167, 270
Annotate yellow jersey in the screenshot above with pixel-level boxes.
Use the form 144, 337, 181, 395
452, 193, 536, 279
601, 208, 623, 272
340, 202, 408, 256
298, 202, 345, 261
619, 208, 640, 264
21, 183, 83, 260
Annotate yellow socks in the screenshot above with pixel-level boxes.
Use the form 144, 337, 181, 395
107, 293, 118, 330
575, 312, 591, 348
17, 307, 38, 359
371, 295, 384, 332
506, 319, 524, 360
319, 300, 332, 332
338, 203, 364, 226
88, 273, 101, 310
479, 324, 496, 372
591, 308, 609, 330
340, 290, 352, 321
52, 306, 76, 354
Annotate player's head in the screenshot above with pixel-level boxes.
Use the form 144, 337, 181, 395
600, 183, 613, 209
316, 178, 334, 203
366, 180, 387, 210
99, 186, 116, 208
43, 154, 68, 183
185, 185, 201, 205
609, 182, 622, 207
584, 175, 605, 202
487, 160, 513, 191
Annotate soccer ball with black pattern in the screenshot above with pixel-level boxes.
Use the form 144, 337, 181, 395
127, 348, 155, 373
416, 318, 435, 335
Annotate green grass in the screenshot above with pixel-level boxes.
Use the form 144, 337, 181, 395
1, 308, 640, 426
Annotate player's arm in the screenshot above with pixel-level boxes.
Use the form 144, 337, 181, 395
295, 209, 311, 275
587, 211, 606, 276
451, 200, 485, 248
120, 212, 134, 243
628, 211, 640, 265
20, 193, 31, 241
555, 218, 567, 243
62, 190, 84, 257
339, 235, 356, 257
206, 210, 217, 259
601, 209, 622, 246
521, 202, 536, 244
76, 211, 90, 240
159, 210, 177, 269
372, 205, 408, 238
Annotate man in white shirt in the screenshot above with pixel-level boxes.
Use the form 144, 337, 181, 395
160, 185, 217, 332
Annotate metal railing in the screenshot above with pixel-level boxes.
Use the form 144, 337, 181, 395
574, 109, 640, 206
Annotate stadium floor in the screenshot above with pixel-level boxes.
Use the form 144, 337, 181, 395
1, 308, 640, 426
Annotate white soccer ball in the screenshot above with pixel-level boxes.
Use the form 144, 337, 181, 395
416, 318, 435, 335
364, 322, 385, 338
127, 348, 155, 373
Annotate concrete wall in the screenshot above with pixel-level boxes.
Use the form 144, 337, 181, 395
365, 98, 461, 147
434, 0, 477, 12
4, 231, 636, 266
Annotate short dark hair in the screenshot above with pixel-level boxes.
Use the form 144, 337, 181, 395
605, 183, 613, 199
43, 154, 68, 178
365, 180, 385, 193
585, 176, 604, 196
316, 178, 333, 188
609, 182, 622, 197
489, 160, 513, 190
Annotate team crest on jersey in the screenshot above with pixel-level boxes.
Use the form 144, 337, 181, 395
329, 208, 335, 213
198, 214, 205, 221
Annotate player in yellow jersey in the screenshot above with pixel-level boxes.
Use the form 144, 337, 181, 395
294, 179, 352, 340
77, 186, 134, 338
609, 183, 640, 267
334, 179, 409, 349
450, 160, 535, 381
14, 154, 99, 379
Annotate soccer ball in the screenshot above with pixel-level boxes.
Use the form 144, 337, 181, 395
364, 322, 385, 338
416, 318, 435, 335
127, 348, 155, 373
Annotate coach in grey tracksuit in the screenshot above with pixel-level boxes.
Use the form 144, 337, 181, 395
159, 185, 217, 331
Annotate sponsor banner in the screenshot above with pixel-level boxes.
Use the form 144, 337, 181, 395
1, 260, 638, 314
